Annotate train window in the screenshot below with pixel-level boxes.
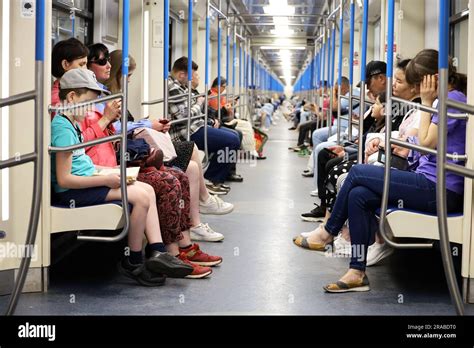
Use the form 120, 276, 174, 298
450, 0, 469, 74
52, 0, 94, 46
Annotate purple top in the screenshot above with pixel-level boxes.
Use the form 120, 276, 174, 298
416, 90, 467, 195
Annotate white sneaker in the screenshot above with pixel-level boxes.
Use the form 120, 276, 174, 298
310, 189, 318, 197
333, 234, 351, 256
190, 223, 224, 242
366, 242, 394, 266
199, 195, 234, 215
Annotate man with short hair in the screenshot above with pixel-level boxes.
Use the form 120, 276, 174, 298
168, 57, 241, 191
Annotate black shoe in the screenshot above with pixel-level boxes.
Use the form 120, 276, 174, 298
256, 155, 266, 160
301, 171, 314, 177
118, 258, 166, 287
288, 127, 297, 130
146, 251, 194, 278
300, 204, 326, 222
226, 173, 244, 182
206, 182, 230, 195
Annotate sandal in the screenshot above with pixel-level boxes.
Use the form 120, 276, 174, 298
323, 275, 370, 293
293, 236, 327, 251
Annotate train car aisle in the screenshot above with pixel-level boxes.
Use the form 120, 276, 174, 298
0, 121, 471, 315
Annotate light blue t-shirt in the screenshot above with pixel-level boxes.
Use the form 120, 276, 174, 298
51, 114, 96, 193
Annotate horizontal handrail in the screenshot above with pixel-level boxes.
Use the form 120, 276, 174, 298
49, 93, 123, 112
392, 96, 469, 120
209, 3, 228, 21
390, 138, 467, 161
327, 5, 341, 19
169, 113, 206, 126
0, 153, 37, 170
350, 95, 375, 105
49, 134, 122, 153
447, 99, 474, 115
445, 162, 474, 179
0, 90, 36, 108
142, 92, 229, 106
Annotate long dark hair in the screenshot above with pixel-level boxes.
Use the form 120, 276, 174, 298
405, 49, 467, 95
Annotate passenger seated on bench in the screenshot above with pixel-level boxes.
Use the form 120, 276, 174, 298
103, 51, 227, 276
258, 98, 275, 132
304, 60, 422, 260
168, 57, 241, 191
85, 47, 223, 278
294, 49, 467, 293
51, 38, 89, 119
52, 68, 195, 286
207, 77, 263, 159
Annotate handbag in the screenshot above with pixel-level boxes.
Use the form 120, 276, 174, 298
133, 127, 177, 162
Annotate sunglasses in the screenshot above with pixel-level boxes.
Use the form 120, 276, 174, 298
90, 56, 111, 66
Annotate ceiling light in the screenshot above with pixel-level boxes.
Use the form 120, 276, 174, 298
261, 46, 306, 50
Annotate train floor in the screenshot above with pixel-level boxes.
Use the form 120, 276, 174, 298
2, 120, 473, 315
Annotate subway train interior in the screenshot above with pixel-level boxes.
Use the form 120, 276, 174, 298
0, 0, 474, 324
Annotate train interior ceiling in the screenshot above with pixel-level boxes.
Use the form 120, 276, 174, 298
0, 0, 473, 316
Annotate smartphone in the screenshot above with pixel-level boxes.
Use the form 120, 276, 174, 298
377, 147, 408, 170
323, 148, 338, 158
159, 119, 170, 125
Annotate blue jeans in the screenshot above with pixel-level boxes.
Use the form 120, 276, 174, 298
325, 164, 463, 271
191, 126, 240, 183
311, 126, 337, 147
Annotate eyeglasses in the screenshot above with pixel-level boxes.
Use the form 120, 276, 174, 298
90, 56, 111, 66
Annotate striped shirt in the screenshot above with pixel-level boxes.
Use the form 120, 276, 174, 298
168, 76, 205, 141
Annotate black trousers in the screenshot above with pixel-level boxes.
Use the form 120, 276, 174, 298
297, 121, 317, 146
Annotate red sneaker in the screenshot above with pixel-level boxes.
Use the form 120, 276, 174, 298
180, 243, 223, 267
177, 253, 212, 279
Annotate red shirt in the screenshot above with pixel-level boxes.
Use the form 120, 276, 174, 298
79, 111, 118, 167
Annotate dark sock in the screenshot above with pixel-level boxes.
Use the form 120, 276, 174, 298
179, 244, 193, 251
145, 242, 167, 257
129, 251, 143, 265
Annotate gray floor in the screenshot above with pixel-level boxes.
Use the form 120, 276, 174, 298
2, 119, 473, 315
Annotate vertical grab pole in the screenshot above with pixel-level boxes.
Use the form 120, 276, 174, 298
226, 25, 230, 97
328, 23, 336, 138
320, 32, 326, 130
437, 0, 465, 316
233, 25, 237, 102
239, 36, 242, 98
326, 25, 332, 135
217, 17, 222, 122
5, 0, 46, 316
358, 0, 369, 164
315, 49, 320, 130
119, 0, 131, 245
336, 1, 344, 145
348, 0, 355, 142
379, 0, 395, 254
187, 0, 193, 141
204, 0, 210, 165
163, 0, 170, 121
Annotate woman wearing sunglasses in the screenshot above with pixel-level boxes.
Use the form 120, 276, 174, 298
87, 43, 112, 82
